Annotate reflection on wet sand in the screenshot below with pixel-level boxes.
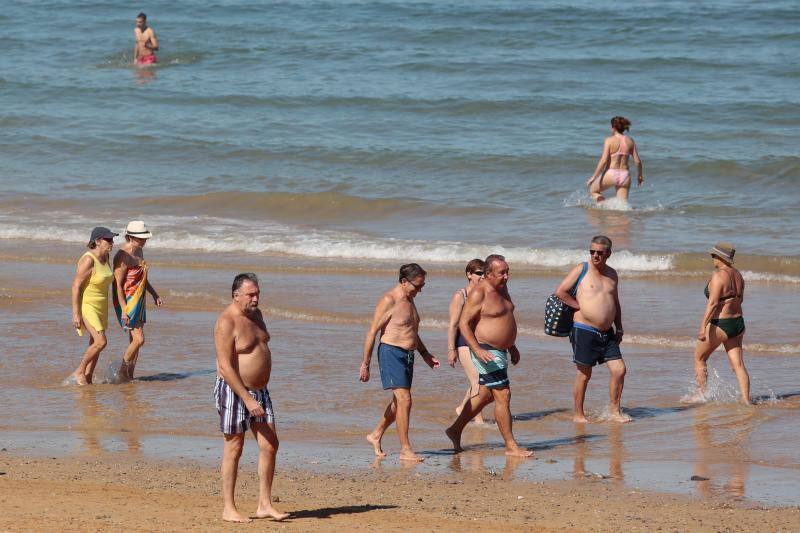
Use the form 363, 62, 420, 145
572, 425, 624, 481
692, 409, 750, 500
74, 383, 154, 455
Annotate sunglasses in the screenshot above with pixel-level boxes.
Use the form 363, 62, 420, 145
589, 249, 606, 256
102, 238, 114, 244
470, 271, 484, 276
405, 279, 425, 290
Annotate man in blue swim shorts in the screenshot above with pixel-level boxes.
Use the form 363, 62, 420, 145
445, 255, 533, 457
555, 236, 630, 423
360, 263, 440, 462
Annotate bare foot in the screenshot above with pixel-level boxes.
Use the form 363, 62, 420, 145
505, 446, 534, 458
399, 449, 425, 462
254, 505, 289, 521
608, 412, 633, 423
73, 372, 88, 386
680, 391, 707, 405
573, 415, 589, 423
222, 509, 252, 523
445, 426, 462, 453
366, 433, 386, 457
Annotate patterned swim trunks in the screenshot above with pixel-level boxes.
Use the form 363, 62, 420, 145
213, 376, 274, 434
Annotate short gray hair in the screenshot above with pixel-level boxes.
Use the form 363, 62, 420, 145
484, 254, 506, 273
232, 273, 259, 296
398, 263, 426, 282
591, 235, 612, 249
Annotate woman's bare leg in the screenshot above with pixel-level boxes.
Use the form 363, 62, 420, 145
455, 346, 484, 423
723, 334, 750, 404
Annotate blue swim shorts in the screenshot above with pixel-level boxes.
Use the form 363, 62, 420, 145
569, 323, 622, 367
470, 343, 509, 389
378, 342, 414, 389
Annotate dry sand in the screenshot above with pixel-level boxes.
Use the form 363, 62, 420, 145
1, 452, 797, 532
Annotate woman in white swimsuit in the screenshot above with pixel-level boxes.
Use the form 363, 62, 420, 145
587, 116, 645, 203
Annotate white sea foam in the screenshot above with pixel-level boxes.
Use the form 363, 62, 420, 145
0, 217, 673, 271
563, 189, 665, 212
741, 270, 800, 284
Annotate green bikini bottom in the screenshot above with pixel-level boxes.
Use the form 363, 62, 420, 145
710, 316, 745, 339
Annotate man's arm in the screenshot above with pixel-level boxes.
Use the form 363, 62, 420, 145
113, 252, 130, 327
214, 315, 264, 416
133, 30, 139, 61
147, 29, 159, 51
612, 271, 623, 342
554, 264, 584, 309
458, 288, 493, 362
415, 336, 440, 369
360, 295, 393, 382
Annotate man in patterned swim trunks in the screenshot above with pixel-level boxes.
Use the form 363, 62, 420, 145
446, 254, 533, 458
214, 273, 288, 523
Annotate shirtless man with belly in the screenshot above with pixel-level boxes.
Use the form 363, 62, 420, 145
214, 273, 288, 523
134, 12, 158, 65
446, 254, 532, 457
360, 263, 440, 462
555, 236, 630, 423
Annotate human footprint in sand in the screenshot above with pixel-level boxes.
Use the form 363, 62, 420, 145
214, 273, 288, 523
445, 255, 533, 458
555, 236, 630, 424
360, 263, 440, 462
586, 116, 644, 203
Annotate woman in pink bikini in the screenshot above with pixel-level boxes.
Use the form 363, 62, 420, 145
587, 116, 645, 203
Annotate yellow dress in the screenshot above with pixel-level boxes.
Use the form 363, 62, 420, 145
79, 251, 114, 332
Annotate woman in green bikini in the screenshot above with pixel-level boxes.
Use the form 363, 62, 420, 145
690, 243, 750, 404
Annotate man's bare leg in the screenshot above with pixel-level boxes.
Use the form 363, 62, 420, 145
393, 388, 423, 461
251, 422, 289, 520
122, 327, 145, 380
573, 364, 592, 422
366, 396, 397, 457
221, 432, 251, 523
491, 386, 533, 457
606, 359, 631, 423
723, 338, 751, 405
446, 386, 493, 453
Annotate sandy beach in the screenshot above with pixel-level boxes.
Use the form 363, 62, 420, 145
2, 452, 798, 532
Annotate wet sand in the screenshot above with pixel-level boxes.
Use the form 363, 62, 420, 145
2, 453, 798, 532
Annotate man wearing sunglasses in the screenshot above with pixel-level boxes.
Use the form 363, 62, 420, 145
555, 236, 629, 423
446, 254, 533, 457
360, 263, 440, 462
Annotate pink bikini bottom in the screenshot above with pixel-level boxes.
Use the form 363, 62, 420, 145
606, 168, 630, 187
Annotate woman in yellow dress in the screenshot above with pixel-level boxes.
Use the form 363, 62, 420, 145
69, 227, 118, 385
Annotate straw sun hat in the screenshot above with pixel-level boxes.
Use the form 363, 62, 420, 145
125, 220, 152, 239
710, 242, 735, 263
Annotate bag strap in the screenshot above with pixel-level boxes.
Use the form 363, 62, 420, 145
570, 262, 588, 297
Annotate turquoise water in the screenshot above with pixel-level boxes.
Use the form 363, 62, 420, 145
1, 0, 799, 258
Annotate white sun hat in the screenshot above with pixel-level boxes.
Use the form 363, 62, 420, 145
125, 220, 152, 239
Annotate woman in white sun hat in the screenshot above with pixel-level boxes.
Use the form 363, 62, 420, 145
112, 220, 163, 381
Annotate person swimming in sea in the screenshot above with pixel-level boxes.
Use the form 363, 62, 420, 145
587, 116, 645, 203
134, 12, 159, 65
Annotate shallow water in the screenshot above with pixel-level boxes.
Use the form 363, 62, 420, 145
1, 0, 799, 508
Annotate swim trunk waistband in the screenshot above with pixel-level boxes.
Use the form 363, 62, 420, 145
570, 324, 622, 367
213, 376, 274, 434
137, 54, 157, 65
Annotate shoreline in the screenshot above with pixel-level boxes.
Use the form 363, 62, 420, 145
1, 452, 798, 532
